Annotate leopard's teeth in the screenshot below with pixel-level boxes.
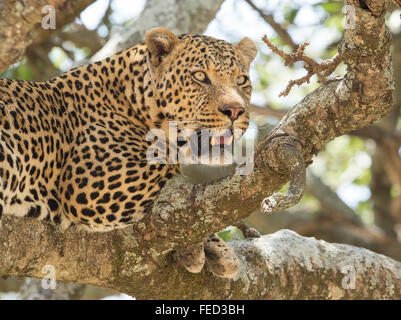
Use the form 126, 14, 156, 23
226, 135, 234, 145
210, 136, 217, 146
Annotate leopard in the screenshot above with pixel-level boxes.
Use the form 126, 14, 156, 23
0, 27, 257, 278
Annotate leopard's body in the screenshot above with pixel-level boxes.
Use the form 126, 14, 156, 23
0, 28, 256, 277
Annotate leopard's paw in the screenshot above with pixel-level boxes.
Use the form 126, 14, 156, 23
173, 241, 205, 273
203, 234, 240, 279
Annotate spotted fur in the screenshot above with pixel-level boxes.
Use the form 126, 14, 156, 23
0, 28, 256, 238
0, 28, 257, 278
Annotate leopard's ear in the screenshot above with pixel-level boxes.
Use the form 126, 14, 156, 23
145, 27, 179, 67
236, 37, 257, 66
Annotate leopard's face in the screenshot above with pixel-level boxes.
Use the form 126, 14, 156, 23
145, 29, 257, 165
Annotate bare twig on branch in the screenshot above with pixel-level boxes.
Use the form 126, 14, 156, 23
262, 36, 344, 96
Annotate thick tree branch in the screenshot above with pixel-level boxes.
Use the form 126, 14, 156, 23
262, 37, 344, 97
0, 0, 397, 299
1, 220, 401, 299
247, 207, 401, 263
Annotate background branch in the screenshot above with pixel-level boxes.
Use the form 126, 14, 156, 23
86, 0, 225, 63
0, 0, 96, 73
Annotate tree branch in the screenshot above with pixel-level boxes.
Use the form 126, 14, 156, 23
0, 0, 96, 73
1, 219, 401, 299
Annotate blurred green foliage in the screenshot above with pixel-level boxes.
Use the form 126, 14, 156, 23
218, 226, 245, 242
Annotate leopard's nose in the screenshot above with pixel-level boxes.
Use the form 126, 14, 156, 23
218, 105, 245, 121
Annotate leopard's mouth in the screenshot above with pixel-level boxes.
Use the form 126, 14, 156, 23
209, 132, 234, 148
177, 128, 243, 165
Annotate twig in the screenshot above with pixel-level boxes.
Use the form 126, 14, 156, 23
262, 35, 344, 97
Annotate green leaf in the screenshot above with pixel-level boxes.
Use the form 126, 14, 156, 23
217, 226, 245, 242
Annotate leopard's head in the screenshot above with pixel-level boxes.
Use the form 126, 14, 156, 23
145, 27, 257, 165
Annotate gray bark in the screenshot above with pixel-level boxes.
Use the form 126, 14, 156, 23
1, 217, 401, 299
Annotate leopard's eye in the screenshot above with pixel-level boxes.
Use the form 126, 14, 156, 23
192, 71, 209, 83
236, 75, 248, 86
